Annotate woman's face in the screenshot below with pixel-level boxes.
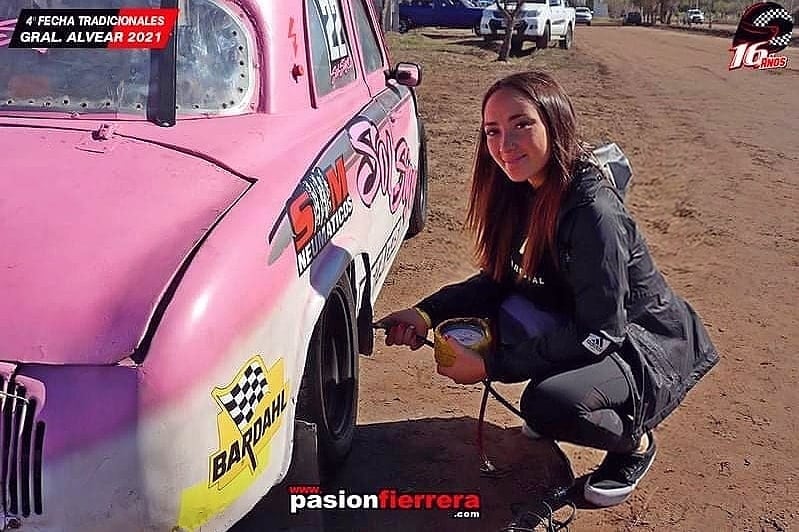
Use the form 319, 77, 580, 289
483, 88, 551, 188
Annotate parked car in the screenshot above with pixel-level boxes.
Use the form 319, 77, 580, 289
575, 6, 593, 25
398, 0, 485, 33
0, 0, 426, 530
477, 0, 576, 51
684, 8, 705, 23
623, 10, 643, 25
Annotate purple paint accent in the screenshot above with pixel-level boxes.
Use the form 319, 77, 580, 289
0, 125, 248, 364
17, 365, 138, 460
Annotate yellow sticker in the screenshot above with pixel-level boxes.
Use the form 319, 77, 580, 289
177, 356, 289, 531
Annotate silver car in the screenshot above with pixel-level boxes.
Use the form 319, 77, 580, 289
575, 6, 592, 25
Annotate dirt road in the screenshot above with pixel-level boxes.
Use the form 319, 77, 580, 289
326, 26, 798, 531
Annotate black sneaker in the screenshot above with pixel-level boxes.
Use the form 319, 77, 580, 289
584, 432, 657, 507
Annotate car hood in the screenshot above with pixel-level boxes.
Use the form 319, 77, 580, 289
0, 124, 250, 365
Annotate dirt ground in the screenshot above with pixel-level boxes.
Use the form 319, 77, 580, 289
324, 25, 798, 531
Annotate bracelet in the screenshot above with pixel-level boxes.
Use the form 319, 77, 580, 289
413, 307, 432, 329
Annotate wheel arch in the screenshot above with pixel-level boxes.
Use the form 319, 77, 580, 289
297, 245, 373, 375
295, 246, 364, 472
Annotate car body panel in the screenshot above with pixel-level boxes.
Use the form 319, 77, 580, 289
686, 8, 705, 23
0, 0, 423, 530
478, 0, 574, 41
399, 0, 484, 30
623, 11, 643, 25
0, 124, 250, 365
575, 7, 592, 24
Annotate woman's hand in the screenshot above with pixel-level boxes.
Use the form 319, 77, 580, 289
436, 336, 487, 385
376, 308, 430, 350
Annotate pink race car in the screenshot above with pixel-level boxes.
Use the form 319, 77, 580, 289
0, 0, 426, 530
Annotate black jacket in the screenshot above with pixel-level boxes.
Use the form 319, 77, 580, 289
416, 168, 719, 436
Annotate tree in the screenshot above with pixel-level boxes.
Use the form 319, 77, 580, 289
373, 0, 399, 32
496, 0, 525, 61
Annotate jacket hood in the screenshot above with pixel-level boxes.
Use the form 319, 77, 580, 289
559, 165, 607, 220
0, 125, 250, 365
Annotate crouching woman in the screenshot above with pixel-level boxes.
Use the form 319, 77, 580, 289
379, 70, 718, 507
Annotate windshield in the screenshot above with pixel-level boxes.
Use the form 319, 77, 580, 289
0, 0, 253, 117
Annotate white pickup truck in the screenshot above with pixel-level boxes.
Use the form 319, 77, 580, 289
477, 0, 575, 51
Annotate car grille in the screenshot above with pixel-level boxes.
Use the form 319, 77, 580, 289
489, 19, 526, 31
1, 375, 45, 519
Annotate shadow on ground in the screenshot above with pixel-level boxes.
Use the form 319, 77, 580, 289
236, 417, 575, 531
430, 33, 540, 58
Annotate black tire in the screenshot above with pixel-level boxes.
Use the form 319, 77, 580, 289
297, 274, 359, 475
587, 21, 591, 26
536, 24, 550, 49
559, 24, 573, 49
399, 17, 410, 33
405, 121, 428, 239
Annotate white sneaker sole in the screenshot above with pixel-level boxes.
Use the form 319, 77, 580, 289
583, 447, 657, 507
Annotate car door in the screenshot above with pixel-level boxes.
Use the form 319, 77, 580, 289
448, 0, 474, 27
402, 0, 435, 26
549, 0, 567, 36
346, 0, 421, 290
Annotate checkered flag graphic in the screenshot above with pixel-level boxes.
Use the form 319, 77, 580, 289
752, 8, 793, 46
770, 33, 793, 46
219, 361, 268, 432
753, 8, 791, 27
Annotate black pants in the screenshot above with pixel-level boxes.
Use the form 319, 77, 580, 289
520, 356, 638, 454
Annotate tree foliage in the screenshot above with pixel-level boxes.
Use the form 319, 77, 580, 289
615, 0, 769, 23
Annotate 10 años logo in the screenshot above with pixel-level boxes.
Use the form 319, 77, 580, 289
728, 2, 792, 70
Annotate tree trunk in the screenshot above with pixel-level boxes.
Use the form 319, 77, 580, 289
499, 24, 513, 61
496, 3, 521, 61
378, 0, 398, 32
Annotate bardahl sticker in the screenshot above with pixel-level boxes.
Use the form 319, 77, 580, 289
209, 355, 289, 488
177, 356, 290, 531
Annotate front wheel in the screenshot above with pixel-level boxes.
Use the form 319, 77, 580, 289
297, 274, 359, 475
559, 24, 573, 49
406, 121, 428, 239
536, 24, 550, 49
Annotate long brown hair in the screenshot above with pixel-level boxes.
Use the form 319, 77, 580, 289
466, 71, 588, 282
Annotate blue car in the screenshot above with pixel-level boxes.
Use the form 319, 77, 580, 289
399, 0, 485, 33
